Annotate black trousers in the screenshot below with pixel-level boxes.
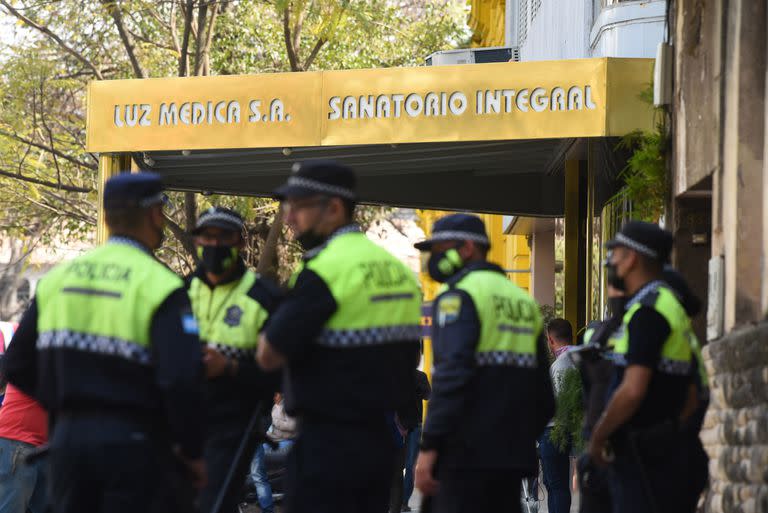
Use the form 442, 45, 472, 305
285, 419, 395, 513
423, 468, 524, 513
608, 432, 698, 513
388, 444, 407, 513
48, 415, 194, 513
198, 419, 258, 513
577, 454, 612, 513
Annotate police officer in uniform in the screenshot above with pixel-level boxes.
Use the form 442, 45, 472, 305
3, 173, 206, 513
588, 221, 704, 513
413, 214, 555, 513
256, 160, 421, 513
188, 207, 282, 513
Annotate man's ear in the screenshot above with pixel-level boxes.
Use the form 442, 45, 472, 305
150, 204, 164, 227
458, 240, 475, 260
328, 197, 346, 222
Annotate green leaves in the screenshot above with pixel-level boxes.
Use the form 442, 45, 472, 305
615, 84, 669, 223
549, 367, 585, 453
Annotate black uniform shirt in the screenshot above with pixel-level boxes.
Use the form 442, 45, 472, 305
266, 236, 418, 423
4, 261, 205, 459
609, 302, 691, 431
421, 262, 554, 471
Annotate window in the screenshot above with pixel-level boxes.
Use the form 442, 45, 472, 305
518, 0, 529, 45
518, 0, 542, 47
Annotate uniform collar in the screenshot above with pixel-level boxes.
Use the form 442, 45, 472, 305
302, 223, 362, 261
625, 279, 664, 310
445, 260, 505, 287
108, 235, 152, 255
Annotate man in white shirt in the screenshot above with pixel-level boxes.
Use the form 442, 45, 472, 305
539, 318, 576, 513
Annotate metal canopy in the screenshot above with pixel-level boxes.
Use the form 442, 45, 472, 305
136, 138, 571, 216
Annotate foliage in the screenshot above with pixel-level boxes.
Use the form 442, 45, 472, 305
549, 367, 585, 453
0, 0, 468, 276
615, 85, 668, 223
539, 304, 556, 326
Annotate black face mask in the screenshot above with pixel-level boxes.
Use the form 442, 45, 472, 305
297, 230, 327, 251
199, 245, 238, 275
427, 247, 464, 283
607, 297, 628, 318
295, 199, 330, 251
605, 260, 626, 292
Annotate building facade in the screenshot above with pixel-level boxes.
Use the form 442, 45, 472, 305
670, 0, 768, 511
463, 0, 668, 335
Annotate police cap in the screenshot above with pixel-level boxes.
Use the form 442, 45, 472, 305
606, 220, 673, 263
414, 213, 490, 251
273, 160, 356, 201
103, 172, 166, 210
191, 206, 245, 235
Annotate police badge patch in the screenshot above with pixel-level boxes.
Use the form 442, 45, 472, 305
224, 305, 243, 327
437, 293, 462, 327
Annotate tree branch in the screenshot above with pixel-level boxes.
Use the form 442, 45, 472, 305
200, 0, 219, 76
0, 129, 97, 170
0, 0, 104, 80
127, 28, 177, 52
101, 0, 146, 78
164, 214, 196, 258
0, 168, 92, 193
193, 1, 208, 75
169, 0, 181, 54
302, 36, 326, 70
292, 1, 307, 56
179, 0, 195, 76
283, 6, 300, 71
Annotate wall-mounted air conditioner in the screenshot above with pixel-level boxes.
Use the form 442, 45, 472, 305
425, 47, 521, 66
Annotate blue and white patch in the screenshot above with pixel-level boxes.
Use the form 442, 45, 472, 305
437, 293, 462, 327
224, 305, 243, 327
182, 313, 199, 335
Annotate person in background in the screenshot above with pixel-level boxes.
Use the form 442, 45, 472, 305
2, 173, 206, 513
402, 368, 431, 512
0, 384, 48, 513
539, 318, 576, 513
187, 206, 282, 513
414, 213, 554, 512
575, 286, 626, 513
257, 160, 421, 513
589, 221, 703, 513
248, 393, 297, 513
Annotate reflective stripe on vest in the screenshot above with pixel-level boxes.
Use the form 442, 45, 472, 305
610, 282, 694, 376
36, 241, 182, 365
301, 227, 421, 348
444, 269, 542, 368
188, 270, 268, 359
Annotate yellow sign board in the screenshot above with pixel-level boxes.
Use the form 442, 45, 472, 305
86, 58, 653, 152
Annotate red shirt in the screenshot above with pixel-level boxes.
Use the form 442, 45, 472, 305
0, 385, 48, 446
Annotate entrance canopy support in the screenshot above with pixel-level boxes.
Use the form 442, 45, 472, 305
97, 153, 132, 243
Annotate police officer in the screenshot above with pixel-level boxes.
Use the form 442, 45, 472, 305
256, 160, 421, 513
413, 213, 555, 513
588, 221, 703, 513
575, 286, 627, 513
3, 173, 206, 513
188, 207, 282, 513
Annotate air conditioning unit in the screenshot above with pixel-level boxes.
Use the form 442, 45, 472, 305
425, 46, 521, 66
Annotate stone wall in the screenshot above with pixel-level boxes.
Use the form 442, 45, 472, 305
701, 322, 768, 513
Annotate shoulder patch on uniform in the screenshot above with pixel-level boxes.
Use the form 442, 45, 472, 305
437, 293, 462, 327
182, 313, 199, 335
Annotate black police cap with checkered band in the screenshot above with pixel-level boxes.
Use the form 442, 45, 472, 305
273, 160, 357, 201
